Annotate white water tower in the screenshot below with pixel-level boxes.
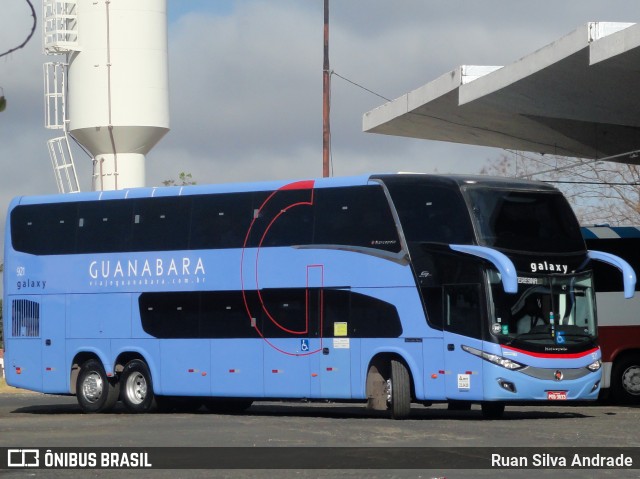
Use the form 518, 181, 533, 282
43, 0, 170, 191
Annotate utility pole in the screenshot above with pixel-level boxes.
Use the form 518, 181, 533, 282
322, 0, 330, 178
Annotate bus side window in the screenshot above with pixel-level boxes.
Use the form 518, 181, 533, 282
77, 200, 132, 253
131, 197, 191, 251
140, 291, 260, 339
314, 186, 401, 252
12, 203, 77, 255
349, 292, 402, 338
319, 289, 351, 338
140, 292, 199, 338
385, 183, 474, 244
258, 289, 308, 338
249, 189, 314, 248
200, 292, 259, 338
421, 286, 443, 330
190, 193, 254, 249
443, 284, 482, 339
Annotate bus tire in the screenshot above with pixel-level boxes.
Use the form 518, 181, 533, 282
481, 402, 505, 419
120, 359, 156, 413
76, 359, 119, 413
611, 355, 640, 404
387, 359, 411, 419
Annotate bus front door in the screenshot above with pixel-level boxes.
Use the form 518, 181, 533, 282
442, 284, 484, 401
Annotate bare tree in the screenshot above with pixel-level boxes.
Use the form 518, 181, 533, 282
481, 152, 640, 226
1, 0, 37, 114
0, 0, 36, 60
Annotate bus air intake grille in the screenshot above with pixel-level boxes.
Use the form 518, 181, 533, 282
518, 366, 591, 381
11, 299, 41, 337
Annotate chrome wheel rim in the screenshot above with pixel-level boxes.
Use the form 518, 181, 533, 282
622, 365, 640, 396
82, 372, 104, 403
126, 372, 148, 405
385, 378, 393, 405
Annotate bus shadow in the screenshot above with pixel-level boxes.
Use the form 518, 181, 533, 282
11, 403, 86, 415
9, 399, 127, 415
234, 403, 598, 421
12, 399, 635, 419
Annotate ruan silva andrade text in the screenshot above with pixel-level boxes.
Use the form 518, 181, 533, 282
491, 453, 633, 468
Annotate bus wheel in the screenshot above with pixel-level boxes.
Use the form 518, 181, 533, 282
76, 359, 119, 413
611, 355, 640, 404
481, 402, 505, 419
386, 359, 411, 419
120, 360, 156, 413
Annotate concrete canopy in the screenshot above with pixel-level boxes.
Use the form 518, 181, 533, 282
363, 22, 640, 163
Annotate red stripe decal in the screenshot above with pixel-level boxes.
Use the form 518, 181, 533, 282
502, 345, 599, 359
279, 180, 315, 191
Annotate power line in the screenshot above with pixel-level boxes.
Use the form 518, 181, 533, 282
327, 71, 573, 171
326, 70, 390, 176
545, 180, 640, 186
331, 71, 392, 102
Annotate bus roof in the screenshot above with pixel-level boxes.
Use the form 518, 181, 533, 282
582, 226, 640, 239
10, 173, 558, 207
373, 173, 559, 191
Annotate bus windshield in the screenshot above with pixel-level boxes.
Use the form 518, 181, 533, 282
463, 187, 585, 253
488, 271, 597, 349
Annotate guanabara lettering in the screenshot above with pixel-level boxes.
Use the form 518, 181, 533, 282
89, 258, 205, 280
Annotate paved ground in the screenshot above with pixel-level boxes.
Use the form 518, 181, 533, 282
0, 392, 639, 478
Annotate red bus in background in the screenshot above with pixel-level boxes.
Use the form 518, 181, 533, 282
583, 226, 640, 404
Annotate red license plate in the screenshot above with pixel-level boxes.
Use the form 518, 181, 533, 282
547, 391, 567, 400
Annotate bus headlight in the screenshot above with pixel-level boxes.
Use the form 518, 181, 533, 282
587, 359, 602, 372
461, 345, 526, 370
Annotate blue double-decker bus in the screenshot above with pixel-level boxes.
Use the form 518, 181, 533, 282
3, 174, 635, 418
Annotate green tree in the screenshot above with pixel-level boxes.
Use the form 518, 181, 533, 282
162, 172, 196, 187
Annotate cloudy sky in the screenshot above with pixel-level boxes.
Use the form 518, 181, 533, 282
0, 1, 638, 252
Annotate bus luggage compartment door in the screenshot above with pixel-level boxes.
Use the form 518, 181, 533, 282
42, 295, 67, 393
